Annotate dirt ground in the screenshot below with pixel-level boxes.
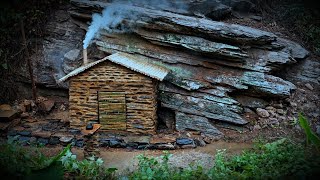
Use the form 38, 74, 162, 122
35, 140, 252, 176
98, 141, 252, 175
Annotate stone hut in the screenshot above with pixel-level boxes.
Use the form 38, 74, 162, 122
59, 52, 169, 134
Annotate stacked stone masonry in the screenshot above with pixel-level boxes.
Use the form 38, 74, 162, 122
69, 61, 158, 134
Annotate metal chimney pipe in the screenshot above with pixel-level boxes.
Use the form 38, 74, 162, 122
83, 48, 88, 65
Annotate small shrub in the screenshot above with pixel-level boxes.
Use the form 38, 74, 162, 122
130, 151, 209, 180
208, 138, 320, 179
59, 149, 117, 179
0, 136, 67, 178
130, 139, 320, 180
0, 137, 36, 176
130, 151, 172, 180
0, 137, 117, 179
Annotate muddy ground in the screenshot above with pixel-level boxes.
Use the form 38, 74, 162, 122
35, 140, 252, 175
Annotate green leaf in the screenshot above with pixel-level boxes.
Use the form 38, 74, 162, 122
298, 113, 320, 148
1, 63, 8, 69
25, 163, 64, 180
106, 167, 117, 173
35, 144, 71, 171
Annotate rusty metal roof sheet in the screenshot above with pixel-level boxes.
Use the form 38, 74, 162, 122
58, 52, 170, 82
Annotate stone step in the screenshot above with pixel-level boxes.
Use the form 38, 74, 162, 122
0, 110, 20, 122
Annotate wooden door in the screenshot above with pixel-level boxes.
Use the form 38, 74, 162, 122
98, 92, 126, 130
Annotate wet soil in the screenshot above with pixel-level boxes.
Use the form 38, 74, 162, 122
2, 140, 251, 176
99, 141, 252, 175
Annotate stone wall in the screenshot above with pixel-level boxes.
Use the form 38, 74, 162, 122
69, 61, 157, 134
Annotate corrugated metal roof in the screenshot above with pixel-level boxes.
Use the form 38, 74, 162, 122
107, 52, 169, 81
58, 56, 109, 83
58, 52, 170, 83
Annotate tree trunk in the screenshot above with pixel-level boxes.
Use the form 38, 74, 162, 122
20, 19, 37, 101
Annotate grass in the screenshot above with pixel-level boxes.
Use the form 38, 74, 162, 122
2, 138, 319, 179
209, 139, 320, 179
130, 113, 320, 179
0, 136, 68, 179
1, 114, 320, 179
130, 138, 320, 180
0, 137, 116, 179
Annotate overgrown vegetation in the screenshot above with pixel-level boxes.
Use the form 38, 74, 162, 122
1, 114, 319, 179
0, 136, 68, 179
209, 139, 319, 179
0, 137, 116, 179
129, 114, 320, 180
60, 149, 117, 179
259, 0, 320, 54
277, 2, 320, 54
130, 152, 208, 180
130, 138, 320, 180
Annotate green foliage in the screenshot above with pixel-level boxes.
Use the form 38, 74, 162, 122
131, 139, 320, 180
0, 137, 116, 179
25, 163, 65, 180
60, 149, 117, 179
298, 113, 320, 149
130, 151, 209, 180
130, 151, 172, 180
273, 1, 320, 54
208, 138, 320, 179
0, 136, 68, 178
0, 137, 35, 176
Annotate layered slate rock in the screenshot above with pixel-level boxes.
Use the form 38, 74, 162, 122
135, 29, 248, 60
32, 9, 85, 88
20, 0, 310, 137
159, 82, 246, 125
62, 49, 82, 74
175, 112, 223, 137
64, 0, 310, 137
70, 0, 277, 45
94, 33, 297, 73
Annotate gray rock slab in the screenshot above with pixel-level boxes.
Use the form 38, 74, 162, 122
123, 136, 150, 144
175, 112, 223, 137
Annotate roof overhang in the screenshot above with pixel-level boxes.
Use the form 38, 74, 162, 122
58, 52, 170, 83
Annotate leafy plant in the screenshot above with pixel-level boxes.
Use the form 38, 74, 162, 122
60, 149, 117, 179
131, 151, 172, 180
298, 113, 320, 149
269, 1, 320, 54
0, 137, 117, 179
208, 138, 320, 179
0, 136, 68, 178
130, 138, 320, 180
130, 151, 209, 180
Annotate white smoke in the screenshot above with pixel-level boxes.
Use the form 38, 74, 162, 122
82, 0, 187, 49
83, 3, 132, 48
